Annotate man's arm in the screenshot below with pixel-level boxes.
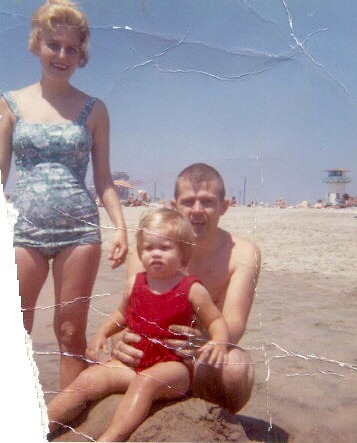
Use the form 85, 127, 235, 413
222, 237, 261, 344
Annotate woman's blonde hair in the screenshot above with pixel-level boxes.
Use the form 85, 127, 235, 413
136, 208, 195, 267
29, 0, 90, 67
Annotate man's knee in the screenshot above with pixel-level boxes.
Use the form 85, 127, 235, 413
193, 347, 254, 413
224, 347, 255, 413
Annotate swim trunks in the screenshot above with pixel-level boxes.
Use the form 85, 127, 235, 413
125, 272, 201, 373
2, 91, 101, 259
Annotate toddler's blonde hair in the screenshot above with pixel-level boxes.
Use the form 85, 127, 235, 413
136, 208, 195, 267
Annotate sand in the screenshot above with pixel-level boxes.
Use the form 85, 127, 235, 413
30, 206, 357, 442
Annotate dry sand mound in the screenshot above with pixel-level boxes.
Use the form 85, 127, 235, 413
51, 394, 290, 442
52, 396, 251, 442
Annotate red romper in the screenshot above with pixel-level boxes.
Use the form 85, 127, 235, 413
125, 272, 201, 373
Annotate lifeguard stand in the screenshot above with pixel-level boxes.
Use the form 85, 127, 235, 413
323, 168, 351, 204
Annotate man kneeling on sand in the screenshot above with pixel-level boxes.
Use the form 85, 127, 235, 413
112, 162, 261, 413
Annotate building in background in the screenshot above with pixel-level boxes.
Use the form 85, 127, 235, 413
323, 168, 351, 205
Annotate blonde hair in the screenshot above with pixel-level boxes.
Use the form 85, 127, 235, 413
29, 0, 90, 67
136, 208, 195, 267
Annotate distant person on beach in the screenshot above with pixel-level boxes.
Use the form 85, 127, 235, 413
112, 163, 261, 413
47, 208, 229, 442
230, 195, 237, 206
0, 0, 127, 388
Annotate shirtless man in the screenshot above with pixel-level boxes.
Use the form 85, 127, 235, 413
112, 163, 261, 412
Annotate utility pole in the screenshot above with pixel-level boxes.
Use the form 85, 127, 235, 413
243, 176, 247, 206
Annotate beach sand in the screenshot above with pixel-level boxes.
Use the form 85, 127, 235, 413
30, 206, 357, 442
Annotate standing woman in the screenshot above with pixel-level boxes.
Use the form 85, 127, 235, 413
0, 0, 128, 388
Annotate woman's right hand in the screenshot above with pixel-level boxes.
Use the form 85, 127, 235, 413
110, 329, 143, 367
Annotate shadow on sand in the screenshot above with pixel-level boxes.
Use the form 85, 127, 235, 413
234, 413, 288, 442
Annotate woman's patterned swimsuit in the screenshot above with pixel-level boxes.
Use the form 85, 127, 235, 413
2, 91, 101, 258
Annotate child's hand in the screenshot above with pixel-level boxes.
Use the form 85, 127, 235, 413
196, 341, 227, 368
86, 332, 110, 362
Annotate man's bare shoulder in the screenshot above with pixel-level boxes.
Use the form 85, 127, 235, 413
219, 228, 261, 268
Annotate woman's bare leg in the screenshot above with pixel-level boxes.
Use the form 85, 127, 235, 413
98, 361, 190, 442
16, 247, 49, 333
52, 244, 101, 388
48, 359, 136, 435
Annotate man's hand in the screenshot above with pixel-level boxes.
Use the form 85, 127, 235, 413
165, 324, 206, 359
110, 329, 143, 367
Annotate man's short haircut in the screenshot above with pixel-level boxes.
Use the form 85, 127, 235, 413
136, 207, 195, 267
174, 163, 226, 201
29, 0, 90, 68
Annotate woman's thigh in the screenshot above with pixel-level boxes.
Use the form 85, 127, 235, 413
15, 247, 49, 331
52, 244, 101, 339
16, 246, 49, 304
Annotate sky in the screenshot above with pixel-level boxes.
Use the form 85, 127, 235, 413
1, 0, 357, 205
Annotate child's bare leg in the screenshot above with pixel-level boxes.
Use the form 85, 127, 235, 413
98, 361, 190, 442
47, 359, 136, 434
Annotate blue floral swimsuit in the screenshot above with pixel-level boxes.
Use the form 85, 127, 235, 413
3, 91, 101, 259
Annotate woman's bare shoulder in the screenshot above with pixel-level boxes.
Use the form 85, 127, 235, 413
10, 83, 39, 99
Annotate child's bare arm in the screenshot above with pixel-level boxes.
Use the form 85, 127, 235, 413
189, 283, 230, 368
196, 318, 228, 367
86, 278, 134, 361
86, 308, 127, 361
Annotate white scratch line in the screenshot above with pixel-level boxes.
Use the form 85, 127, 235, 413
271, 343, 357, 371
280, 0, 352, 99
49, 421, 95, 442
21, 293, 111, 312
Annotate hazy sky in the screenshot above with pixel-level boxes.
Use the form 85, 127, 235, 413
1, 0, 357, 205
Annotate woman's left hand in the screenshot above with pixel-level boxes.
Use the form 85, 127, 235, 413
108, 229, 128, 268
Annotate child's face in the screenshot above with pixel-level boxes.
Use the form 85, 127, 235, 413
140, 228, 183, 279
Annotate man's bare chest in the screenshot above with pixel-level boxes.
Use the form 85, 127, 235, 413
187, 261, 230, 307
